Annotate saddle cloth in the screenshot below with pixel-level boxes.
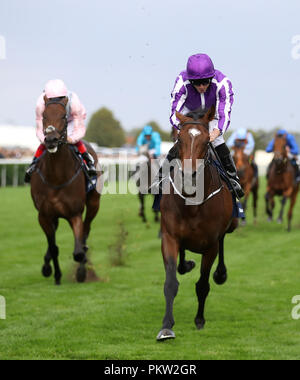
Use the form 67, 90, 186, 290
212, 159, 245, 218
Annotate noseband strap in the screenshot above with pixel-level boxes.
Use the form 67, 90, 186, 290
179, 120, 208, 130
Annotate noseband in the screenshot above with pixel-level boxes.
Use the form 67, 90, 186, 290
44, 98, 68, 143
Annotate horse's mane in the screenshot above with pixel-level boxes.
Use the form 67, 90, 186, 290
185, 108, 209, 121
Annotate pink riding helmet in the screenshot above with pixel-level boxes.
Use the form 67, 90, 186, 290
186, 54, 215, 80
44, 79, 68, 99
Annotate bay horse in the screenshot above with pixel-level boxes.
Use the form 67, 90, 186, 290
137, 144, 160, 224
30, 96, 101, 284
157, 107, 238, 341
265, 133, 299, 231
232, 141, 258, 224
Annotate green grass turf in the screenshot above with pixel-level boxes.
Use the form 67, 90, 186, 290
0, 179, 300, 360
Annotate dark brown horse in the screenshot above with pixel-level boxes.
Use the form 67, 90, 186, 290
232, 142, 258, 224
157, 107, 238, 341
30, 96, 101, 284
265, 134, 299, 231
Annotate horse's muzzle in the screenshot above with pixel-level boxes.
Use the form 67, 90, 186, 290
45, 135, 59, 153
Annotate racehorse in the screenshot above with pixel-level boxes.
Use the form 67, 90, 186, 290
232, 141, 258, 224
156, 107, 238, 341
137, 144, 160, 224
30, 96, 101, 285
265, 133, 299, 231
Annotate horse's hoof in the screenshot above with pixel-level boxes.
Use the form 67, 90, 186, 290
73, 252, 86, 263
240, 219, 246, 226
213, 270, 227, 285
76, 264, 87, 283
42, 264, 52, 278
277, 218, 283, 224
55, 279, 61, 286
195, 318, 205, 330
267, 217, 273, 222
187, 260, 196, 272
156, 329, 176, 341
178, 260, 196, 275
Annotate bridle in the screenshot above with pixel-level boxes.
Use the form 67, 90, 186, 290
273, 136, 288, 172
170, 120, 223, 205
37, 98, 84, 189
43, 98, 68, 144
178, 120, 211, 164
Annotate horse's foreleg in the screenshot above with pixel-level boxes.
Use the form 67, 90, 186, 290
265, 191, 274, 221
83, 190, 100, 249
69, 216, 85, 261
69, 215, 86, 283
241, 182, 252, 225
157, 233, 179, 341
213, 236, 227, 285
287, 188, 298, 232
154, 210, 160, 223
138, 193, 146, 223
252, 184, 258, 224
177, 248, 195, 275
39, 214, 61, 285
195, 243, 218, 330
277, 196, 287, 224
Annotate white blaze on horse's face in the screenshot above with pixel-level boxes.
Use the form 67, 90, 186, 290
189, 128, 201, 138
189, 128, 202, 159
45, 125, 56, 134
45, 125, 58, 153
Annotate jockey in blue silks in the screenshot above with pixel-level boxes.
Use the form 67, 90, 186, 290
266, 129, 300, 182
227, 128, 255, 156
266, 129, 299, 155
136, 125, 162, 158
227, 128, 258, 179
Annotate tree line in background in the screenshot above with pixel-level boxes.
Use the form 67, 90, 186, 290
86, 106, 300, 151
86, 107, 172, 148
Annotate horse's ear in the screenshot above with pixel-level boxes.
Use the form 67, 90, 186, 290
205, 105, 216, 122
176, 111, 189, 125
62, 96, 68, 106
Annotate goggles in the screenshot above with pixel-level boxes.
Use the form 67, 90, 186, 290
190, 78, 212, 86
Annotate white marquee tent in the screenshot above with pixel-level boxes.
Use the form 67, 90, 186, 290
0, 125, 38, 151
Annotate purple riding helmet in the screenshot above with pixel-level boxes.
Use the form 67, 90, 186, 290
186, 54, 215, 80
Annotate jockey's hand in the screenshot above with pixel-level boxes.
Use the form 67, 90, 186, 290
209, 128, 221, 142
67, 137, 73, 144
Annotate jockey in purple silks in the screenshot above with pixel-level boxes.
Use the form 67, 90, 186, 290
155, 53, 244, 198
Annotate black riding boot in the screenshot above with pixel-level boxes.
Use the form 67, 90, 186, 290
24, 157, 38, 183
82, 152, 97, 176
215, 143, 245, 198
291, 158, 300, 183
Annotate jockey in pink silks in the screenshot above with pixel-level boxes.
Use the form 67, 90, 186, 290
25, 79, 96, 183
